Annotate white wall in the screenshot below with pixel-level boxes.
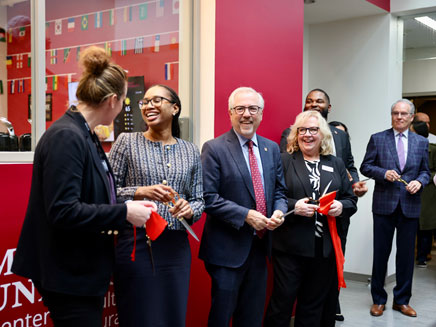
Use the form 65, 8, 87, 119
305, 14, 403, 277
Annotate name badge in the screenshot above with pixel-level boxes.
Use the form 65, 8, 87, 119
322, 165, 334, 172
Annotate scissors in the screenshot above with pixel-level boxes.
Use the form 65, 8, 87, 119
163, 191, 200, 242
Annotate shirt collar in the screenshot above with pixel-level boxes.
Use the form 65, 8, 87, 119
394, 128, 409, 138
234, 129, 258, 148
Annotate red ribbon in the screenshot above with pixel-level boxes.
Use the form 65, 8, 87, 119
130, 211, 168, 262
316, 191, 346, 290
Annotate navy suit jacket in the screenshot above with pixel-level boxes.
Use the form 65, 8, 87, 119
199, 129, 288, 268
360, 128, 430, 218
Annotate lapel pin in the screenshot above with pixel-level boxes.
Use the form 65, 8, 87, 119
264, 147, 268, 151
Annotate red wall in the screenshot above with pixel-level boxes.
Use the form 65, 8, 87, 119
366, 0, 390, 11
214, 0, 304, 143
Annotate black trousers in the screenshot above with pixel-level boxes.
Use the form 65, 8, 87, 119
35, 283, 104, 327
264, 250, 337, 327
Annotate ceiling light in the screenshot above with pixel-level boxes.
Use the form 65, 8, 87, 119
415, 16, 436, 31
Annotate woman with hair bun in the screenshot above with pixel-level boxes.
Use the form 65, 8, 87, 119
108, 84, 204, 327
12, 46, 156, 327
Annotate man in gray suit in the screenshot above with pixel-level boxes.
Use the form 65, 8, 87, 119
200, 86, 288, 327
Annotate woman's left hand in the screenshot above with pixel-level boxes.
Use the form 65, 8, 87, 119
327, 200, 343, 217
169, 198, 194, 219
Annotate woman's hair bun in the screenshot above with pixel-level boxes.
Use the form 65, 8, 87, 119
80, 46, 110, 76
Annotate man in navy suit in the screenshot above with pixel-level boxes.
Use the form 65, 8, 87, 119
200, 87, 288, 327
361, 99, 430, 318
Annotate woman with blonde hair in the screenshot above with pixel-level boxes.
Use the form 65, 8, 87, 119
265, 111, 357, 327
12, 46, 156, 327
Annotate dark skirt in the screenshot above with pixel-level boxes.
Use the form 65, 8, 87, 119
114, 228, 191, 327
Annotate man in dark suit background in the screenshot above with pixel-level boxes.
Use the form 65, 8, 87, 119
360, 99, 430, 318
199, 86, 288, 327
280, 88, 367, 321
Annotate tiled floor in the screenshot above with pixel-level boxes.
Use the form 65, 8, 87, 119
338, 250, 436, 327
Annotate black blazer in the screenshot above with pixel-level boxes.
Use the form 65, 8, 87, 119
272, 151, 357, 258
12, 109, 127, 296
279, 126, 359, 183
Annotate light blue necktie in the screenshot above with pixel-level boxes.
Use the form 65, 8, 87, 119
397, 133, 405, 171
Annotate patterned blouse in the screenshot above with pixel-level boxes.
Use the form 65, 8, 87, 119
304, 159, 324, 238
108, 132, 204, 230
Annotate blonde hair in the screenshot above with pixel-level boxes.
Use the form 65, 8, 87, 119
287, 111, 333, 155
76, 46, 127, 106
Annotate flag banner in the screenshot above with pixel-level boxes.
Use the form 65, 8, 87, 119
77, 47, 81, 61
153, 35, 160, 52
139, 4, 148, 20
18, 80, 24, 93
8, 28, 12, 43
27, 55, 31, 67
53, 75, 58, 91
6, 56, 12, 67
109, 9, 115, 25
68, 18, 75, 32
169, 32, 178, 49
55, 19, 62, 35
129, 6, 133, 21
0, 80, 3, 94
165, 63, 174, 80
19, 27, 26, 38
0, 27, 6, 42
45, 77, 47, 91
16, 54, 23, 69
120, 39, 127, 56
63, 48, 71, 63
81, 15, 89, 30
105, 42, 112, 56
134, 37, 143, 54
123, 7, 129, 22
10, 80, 14, 94
156, 0, 165, 17
50, 50, 57, 64
95, 12, 103, 28
172, 0, 179, 14
68, 74, 72, 83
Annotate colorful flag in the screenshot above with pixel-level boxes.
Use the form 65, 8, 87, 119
19, 27, 26, 38
81, 15, 89, 30
169, 32, 178, 49
63, 48, 71, 63
153, 35, 160, 52
6, 56, 12, 67
10, 80, 15, 94
27, 55, 31, 67
109, 9, 115, 26
105, 42, 112, 56
45, 77, 47, 91
53, 75, 58, 91
55, 19, 62, 35
165, 63, 174, 80
67, 18, 75, 32
134, 37, 143, 54
0, 28, 6, 42
68, 74, 72, 84
139, 4, 148, 20
0, 80, 3, 94
8, 29, 12, 43
16, 54, 23, 68
120, 39, 127, 56
95, 12, 103, 28
18, 79, 24, 93
124, 7, 133, 22
50, 49, 57, 64
172, 0, 179, 14
156, 0, 165, 17
76, 47, 81, 61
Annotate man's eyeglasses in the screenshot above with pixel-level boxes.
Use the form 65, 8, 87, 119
138, 96, 174, 108
391, 111, 412, 117
297, 127, 320, 135
232, 106, 262, 115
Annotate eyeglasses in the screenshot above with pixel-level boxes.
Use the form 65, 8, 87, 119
391, 111, 412, 117
138, 96, 174, 108
232, 106, 262, 115
297, 127, 320, 135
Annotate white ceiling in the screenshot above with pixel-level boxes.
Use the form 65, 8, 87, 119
304, 0, 436, 51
